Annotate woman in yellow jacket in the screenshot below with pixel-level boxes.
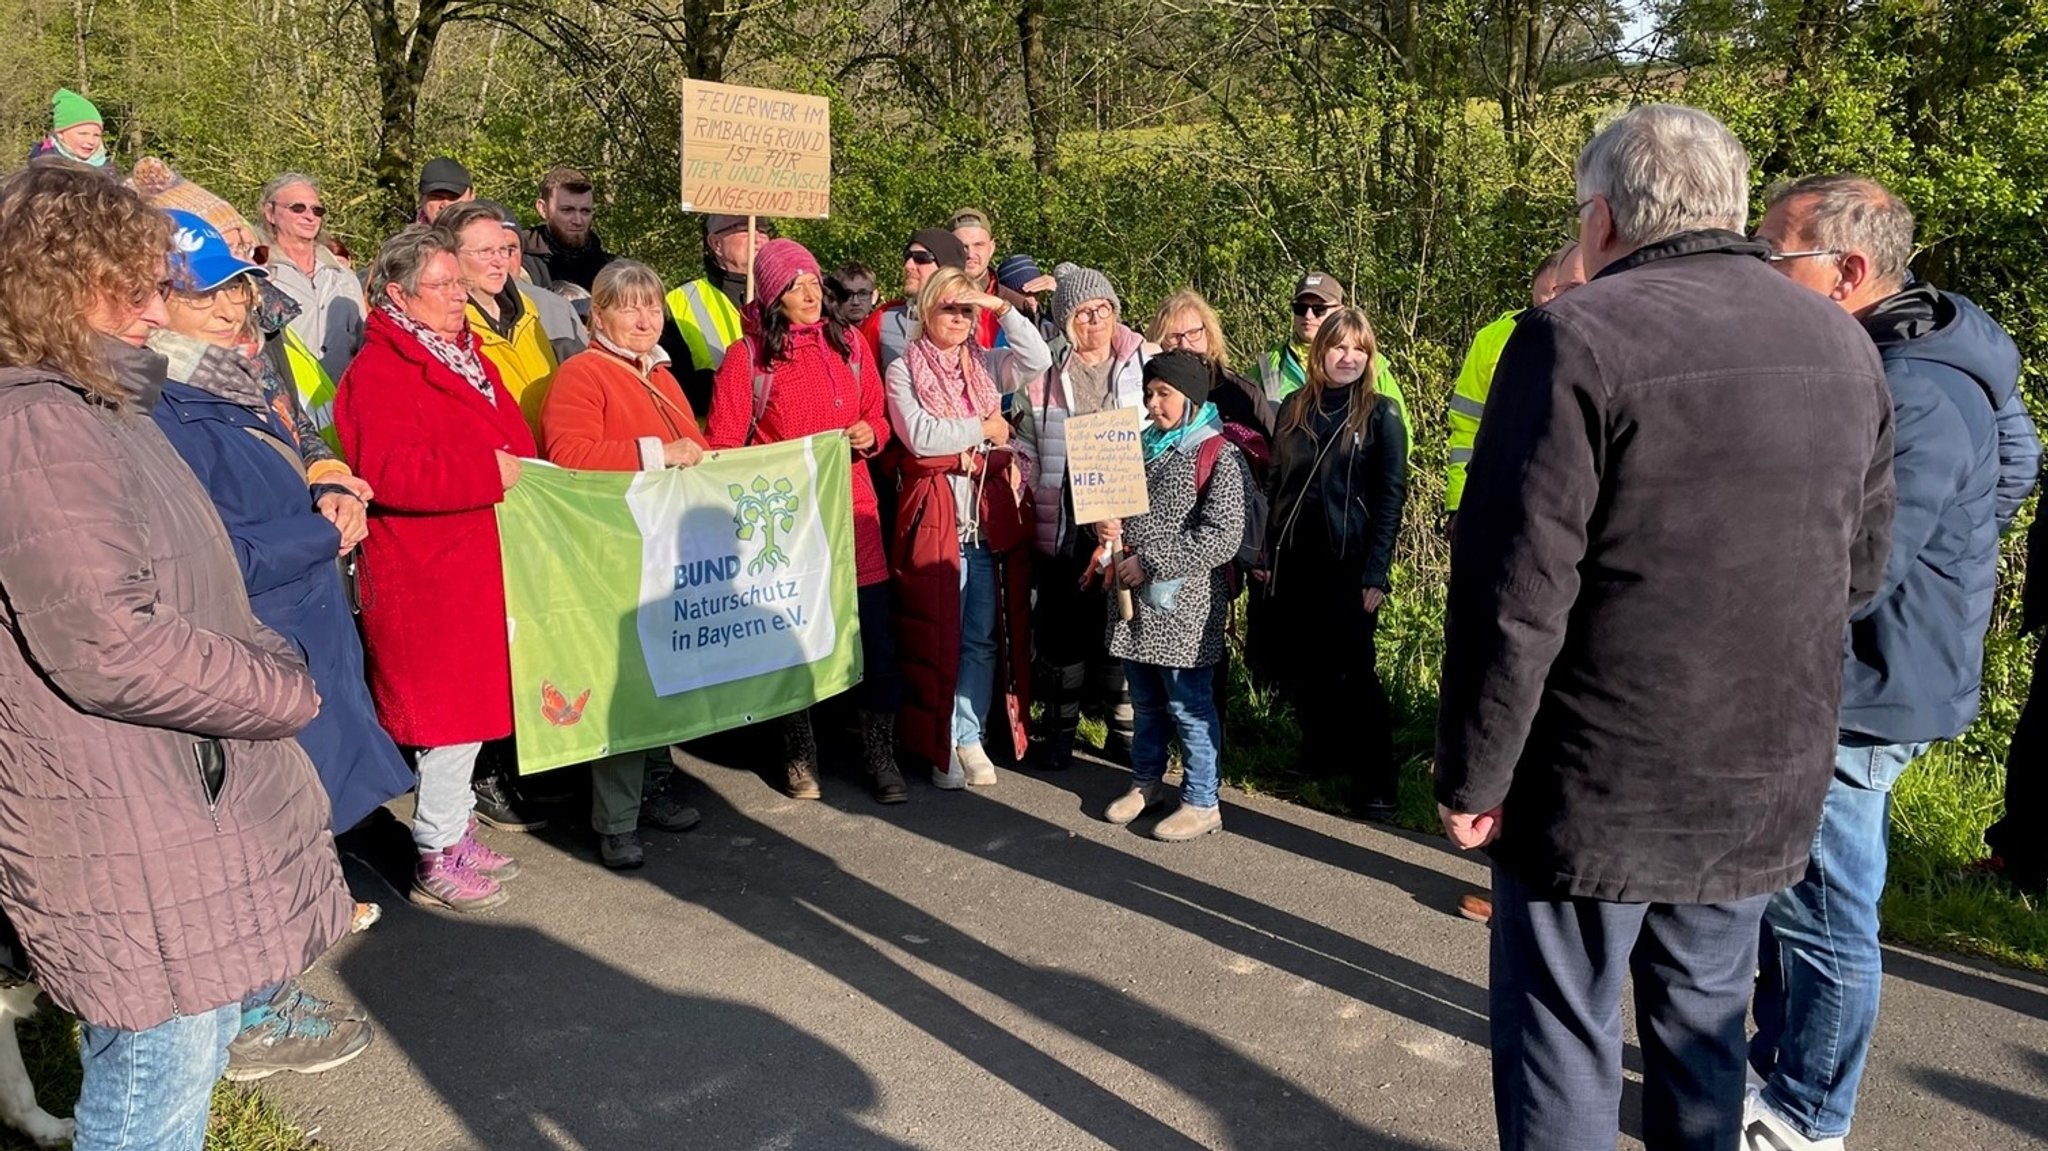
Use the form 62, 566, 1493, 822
438, 201, 564, 435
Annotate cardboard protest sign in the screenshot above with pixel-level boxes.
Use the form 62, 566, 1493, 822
1063, 408, 1150, 524
680, 78, 831, 219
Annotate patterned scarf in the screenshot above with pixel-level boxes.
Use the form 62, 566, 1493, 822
379, 301, 494, 402
903, 334, 998, 421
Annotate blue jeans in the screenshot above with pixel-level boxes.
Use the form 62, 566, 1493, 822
1751, 739, 1928, 1140
1124, 661, 1221, 808
954, 543, 997, 746
75, 1002, 241, 1151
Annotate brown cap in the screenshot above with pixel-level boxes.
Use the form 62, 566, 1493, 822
1293, 272, 1345, 305
947, 206, 992, 233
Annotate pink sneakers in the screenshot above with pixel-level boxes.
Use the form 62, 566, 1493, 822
456, 818, 521, 880
411, 846, 506, 912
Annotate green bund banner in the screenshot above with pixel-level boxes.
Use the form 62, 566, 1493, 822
495, 433, 862, 774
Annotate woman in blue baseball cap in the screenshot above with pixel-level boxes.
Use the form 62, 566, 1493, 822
147, 209, 415, 1083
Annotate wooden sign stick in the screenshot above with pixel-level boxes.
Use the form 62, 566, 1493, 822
744, 214, 758, 304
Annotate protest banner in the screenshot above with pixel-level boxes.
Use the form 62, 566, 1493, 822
680, 78, 831, 220
496, 433, 862, 774
1062, 407, 1150, 524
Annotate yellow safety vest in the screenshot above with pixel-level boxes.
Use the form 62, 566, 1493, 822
281, 328, 341, 456
1444, 310, 1522, 512
665, 279, 744, 373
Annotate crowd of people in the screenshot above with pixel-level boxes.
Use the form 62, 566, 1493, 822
0, 87, 2038, 1151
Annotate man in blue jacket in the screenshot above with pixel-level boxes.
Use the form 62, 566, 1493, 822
1748, 174, 2040, 1151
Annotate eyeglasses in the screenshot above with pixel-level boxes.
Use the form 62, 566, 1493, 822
167, 283, 255, 311
279, 202, 327, 218
461, 244, 521, 261
904, 249, 937, 265
842, 288, 877, 301
1160, 325, 1205, 347
415, 277, 468, 296
1291, 301, 1332, 318
1072, 303, 1114, 325
1762, 247, 1843, 264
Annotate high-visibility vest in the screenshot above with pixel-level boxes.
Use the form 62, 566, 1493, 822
281, 327, 341, 456
665, 278, 743, 372
1444, 310, 1522, 512
1262, 342, 1413, 455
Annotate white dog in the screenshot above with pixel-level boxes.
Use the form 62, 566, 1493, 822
0, 977, 74, 1149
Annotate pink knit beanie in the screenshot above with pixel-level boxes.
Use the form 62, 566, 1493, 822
751, 238, 820, 307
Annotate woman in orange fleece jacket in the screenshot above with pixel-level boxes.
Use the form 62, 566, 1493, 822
537, 259, 708, 870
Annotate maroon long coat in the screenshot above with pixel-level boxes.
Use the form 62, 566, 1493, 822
337, 309, 537, 748
889, 448, 1032, 769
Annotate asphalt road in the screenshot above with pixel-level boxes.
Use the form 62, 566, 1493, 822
264, 732, 2048, 1150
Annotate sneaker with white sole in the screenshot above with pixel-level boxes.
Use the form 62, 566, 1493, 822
1743, 1085, 1845, 1151
931, 749, 966, 790
955, 743, 998, 787
1105, 782, 1163, 826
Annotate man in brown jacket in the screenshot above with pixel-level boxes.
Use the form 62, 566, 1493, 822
0, 163, 353, 1150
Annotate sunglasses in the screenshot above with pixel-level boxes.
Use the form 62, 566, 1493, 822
279, 202, 327, 218
1291, 301, 1333, 318
904, 249, 937, 265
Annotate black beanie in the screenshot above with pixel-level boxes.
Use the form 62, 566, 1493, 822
1144, 349, 1213, 408
908, 227, 969, 271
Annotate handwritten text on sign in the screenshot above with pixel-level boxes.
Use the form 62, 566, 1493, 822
1063, 408, 1150, 524
680, 79, 831, 219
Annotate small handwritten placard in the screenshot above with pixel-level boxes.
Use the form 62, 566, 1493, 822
680, 79, 831, 219
1064, 407, 1150, 524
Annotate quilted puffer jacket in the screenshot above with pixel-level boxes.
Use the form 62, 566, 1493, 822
0, 341, 351, 1031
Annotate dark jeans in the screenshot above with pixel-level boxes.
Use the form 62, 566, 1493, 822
1262, 544, 1396, 804
1985, 638, 2048, 888
1491, 867, 1768, 1151
856, 582, 902, 713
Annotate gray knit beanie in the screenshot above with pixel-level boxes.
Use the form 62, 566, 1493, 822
1048, 261, 1119, 333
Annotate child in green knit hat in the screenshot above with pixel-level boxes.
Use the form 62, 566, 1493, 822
33, 88, 109, 169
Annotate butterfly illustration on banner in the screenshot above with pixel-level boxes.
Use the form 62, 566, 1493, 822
540, 680, 591, 727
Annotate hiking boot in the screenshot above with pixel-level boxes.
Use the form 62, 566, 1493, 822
956, 743, 998, 787
600, 831, 645, 870
224, 983, 375, 1082
411, 847, 506, 912
1153, 801, 1223, 841
1105, 782, 1163, 826
472, 775, 547, 833
1456, 894, 1493, 925
642, 790, 701, 831
931, 748, 967, 791
783, 712, 823, 800
860, 710, 907, 804
456, 819, 520, 880
264, 980, 369, 1023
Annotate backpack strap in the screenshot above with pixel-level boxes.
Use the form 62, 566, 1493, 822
1194, 433, 1227, 495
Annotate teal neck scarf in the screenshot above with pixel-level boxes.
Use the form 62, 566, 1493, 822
1141, 401, 1219, 462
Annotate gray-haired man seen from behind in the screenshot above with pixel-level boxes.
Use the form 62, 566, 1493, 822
1746, 175, 2038, 1151
1434, 105, 1897, 1151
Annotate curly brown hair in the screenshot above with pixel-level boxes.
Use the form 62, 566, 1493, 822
0, 162, 173, 405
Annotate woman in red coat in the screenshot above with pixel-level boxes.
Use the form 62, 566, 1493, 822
337, 226, 532, 913
538, 259, 707, 871
706, 238, 901, 803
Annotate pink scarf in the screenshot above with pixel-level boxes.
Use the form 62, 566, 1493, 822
904, 335, 998, 422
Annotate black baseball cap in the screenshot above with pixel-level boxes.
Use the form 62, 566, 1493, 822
418, 157, 473, 197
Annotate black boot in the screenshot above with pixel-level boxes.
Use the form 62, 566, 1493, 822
1097, 660, 1136, 766
782, 711, 822, 800
1033, 662, 1085, 770
861, 710, 907, 803
472, 774, 547, 833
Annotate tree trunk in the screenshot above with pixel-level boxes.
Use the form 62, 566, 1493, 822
368, 0, 453, 228
1019, 0, 1058, 178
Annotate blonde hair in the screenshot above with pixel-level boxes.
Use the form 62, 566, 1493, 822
0, 163, 174, 405
1280, 306, 1381, 441
1146, 289, 1232, 370
591, 259, 666, 315
913, 266, 977, 339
